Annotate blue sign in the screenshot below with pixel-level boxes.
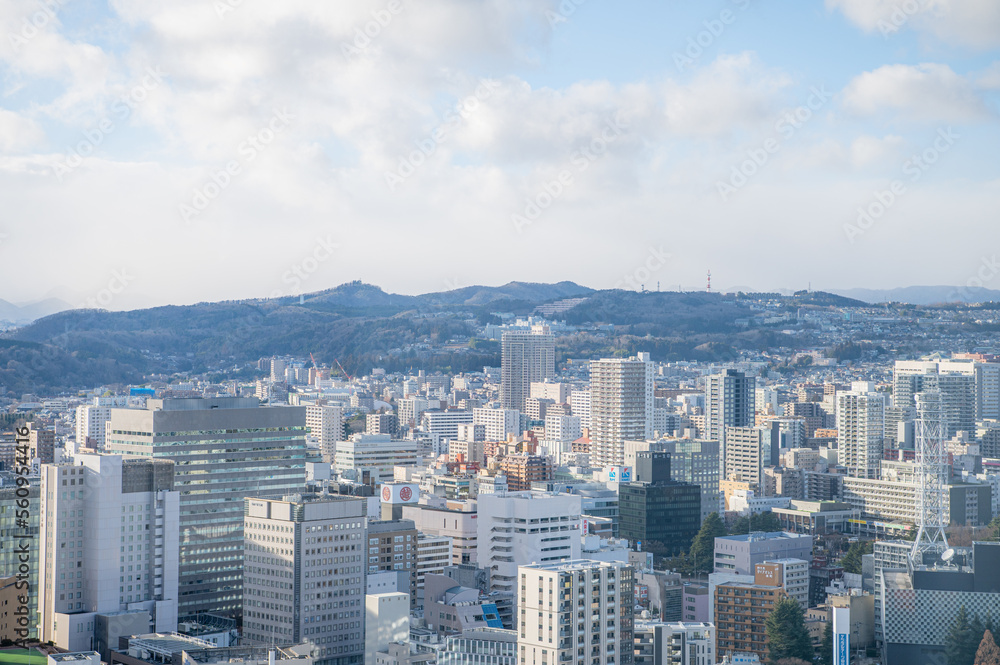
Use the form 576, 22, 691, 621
621, 467, 632, 482
837, 633, 849, 665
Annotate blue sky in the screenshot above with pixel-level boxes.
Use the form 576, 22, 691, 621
0, 0, 998, 308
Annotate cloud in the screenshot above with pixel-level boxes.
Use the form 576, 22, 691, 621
841, 63, 992, 123
827, 0, 1000, 49
0, 109, 44, 152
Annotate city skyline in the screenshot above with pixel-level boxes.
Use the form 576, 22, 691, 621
0, 1, 998, 307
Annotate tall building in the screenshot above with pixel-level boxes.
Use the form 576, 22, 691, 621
570, 390, 591, 430
0, 481, 39, 640
714, 577, 787, 662
619, 452, 701, 557
243, 494, 366, 665
367, 413, 400, 437
517, 559, 635, 665
334, 434, 419, 481
367, 520, 419, 608
27, 423, 55, 464
477, 491, 582, 627
753, 559, 809, 607
722, 426, 778, 491
75, 396, 130, 451
500, 327, 555, 413
713, 532, 813, 576
38, 455, 180, 654
893, 362, 976, 437
705, 370, 754, 444
105, 397, 312, 617
365, 592, 409, 656
590, 353, 655, 468
415, 534, 452, 604
438, 628, 518, 665
498, 454, 553, 491
472, 408, 521, 442
836, 382, 886, 479
307, 404, 344, 463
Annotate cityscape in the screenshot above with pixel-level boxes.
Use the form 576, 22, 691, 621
2, 2, 1000, 665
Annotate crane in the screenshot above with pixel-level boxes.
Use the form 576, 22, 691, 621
334, 358, 352, 381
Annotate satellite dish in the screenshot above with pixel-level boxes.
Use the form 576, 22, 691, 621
941, 548, 956, 563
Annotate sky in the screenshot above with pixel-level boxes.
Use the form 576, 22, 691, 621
1, 0, 999, 310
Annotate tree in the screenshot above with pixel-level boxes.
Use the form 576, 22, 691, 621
816, 621, 833, 665
730, 511, 783, 536
840, 541, 873, 575
947, 606, 980, 665
765, 597, 813, 665
689, 512, 727, 575
976, 630, 1000, 665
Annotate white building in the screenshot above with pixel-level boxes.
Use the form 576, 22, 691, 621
529, 381, 570, 403
306, 403, 344, 464
421, 410, 474, 441
38, 455, 180, 652
570, 389, 591, 430
477, 491, 582, 622
590, 353, 655, 468
518, 560, 634, 665
757, 558, 810, 607
415, 534, 452, 601
634, 621, 716, 665
243, 494, 367, 663
74, 396, 130, 450
544, 414, 581, 445
473, 408, 521, 442
398, 398, 431, 428
365, 592, 409, 656
836, 382, 885, 479
334, 434, 419, 481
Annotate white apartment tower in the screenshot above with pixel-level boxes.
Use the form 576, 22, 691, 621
589, 353, 655, 468
243, 494, 367, 665
473, 407, 522, 442
518, 559, 635, 665
38, 455, 180, 652
306, 404, 344, 464
837, 382, 886, 479
501, 327, 556, 413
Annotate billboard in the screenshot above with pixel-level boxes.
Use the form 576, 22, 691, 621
607, 466, 633, 483
380, 483, 419, 504
833, 607, 850, 665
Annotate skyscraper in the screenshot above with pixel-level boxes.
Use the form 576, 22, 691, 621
500, 327, 555, 413
705, 370, 754, 444
105, 397, 312, 617
836, 382, 886, 479
243, 494, 366, 665
590, 353, 654, 468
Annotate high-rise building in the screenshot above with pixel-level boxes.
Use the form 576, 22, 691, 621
705, 370, 754, 444
365, 592, 409, 656
366, 413, 400, 437
570, 390, 591, 430
722, 426, 779, 491
500, 327, 555, 413
438, 628, 518, 665
837, 382, 886, 479
472, 408, 521, 442
0, 480, 39, 640
334, 434, 419, 481
753, 559, 809, 607
477, 491, 582, 628
590, 353, 654, 468
27, 423, 55, 464
75, 397, 130, 451
714, 577, 787, 662
893, 362, 976, 437
243, 494, 366, 665
517, 559, 635, 665
619, 452, 701, 557
498, 454, 553, 491
307, 404, 345, 464
105, 397, 312, 617
415, 534, 452, 603
713, 532, 813, 576
38, 455, 180, 654
367, 520, 419, 608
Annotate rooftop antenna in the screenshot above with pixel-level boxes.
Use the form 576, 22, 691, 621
707, 270, 712, 293
911, 390, 949, 565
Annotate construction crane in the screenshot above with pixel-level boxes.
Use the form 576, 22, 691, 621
334, 358, 352, 381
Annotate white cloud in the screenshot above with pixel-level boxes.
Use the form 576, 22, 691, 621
827, 0, 1000, 49
0, 109, 44, 152
841, 63, 992, 123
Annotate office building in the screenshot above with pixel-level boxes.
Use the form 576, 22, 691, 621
626, 439, 720, 521
517, 559, 634, 665
590, 353, 655, 468
105, 397, 312, 617
367, 520, 419, 608
500, 327, 555, 414
498, 454, 552, 491
836, 383, 885, 479
28, 423, 55, 464
438, 628, 517, 665
705, 370, 754, 444
634, 622, 715, 665
415, 534, 452, 603
367, 413, 399, 437
619, 453, 701, 556
401, 500, 479, 565
0, 481, 39, 639
893, 362, 976, 437
75, 396, 130, 451
38, 455, 180, 654
722, 426, 778, 492
365, 592, 409, 656
713, 532, 813, 576
243, 494, 366, 665
334, 434, 419, 481
714, 577, 787, 662
472, 408, 522, 442
422, 411, 474, 441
